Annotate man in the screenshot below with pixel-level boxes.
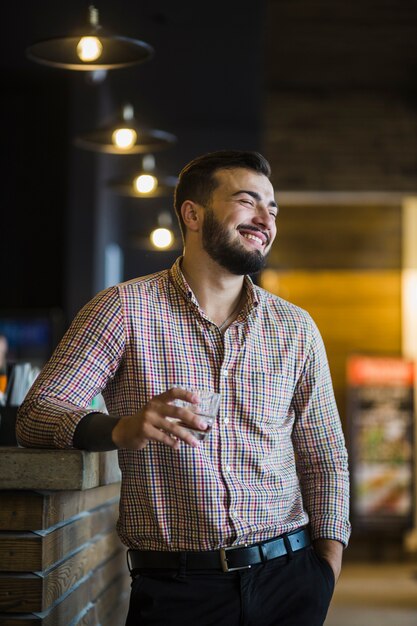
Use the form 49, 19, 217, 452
17, 150, 350, 626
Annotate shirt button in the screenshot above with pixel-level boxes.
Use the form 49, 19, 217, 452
224, 417, 229, 425
230, 511, 238, 519
222, 369, 228, 377
225, 465, 231, 473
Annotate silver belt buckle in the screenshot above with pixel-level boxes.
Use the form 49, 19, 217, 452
219, 545, 252, 573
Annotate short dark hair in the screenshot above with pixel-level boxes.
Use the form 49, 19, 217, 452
174, 150, 271, 239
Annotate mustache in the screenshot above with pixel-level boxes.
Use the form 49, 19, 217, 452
237, 224, 270, 246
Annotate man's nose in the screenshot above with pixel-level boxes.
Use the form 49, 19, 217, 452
253, 205, 274, 228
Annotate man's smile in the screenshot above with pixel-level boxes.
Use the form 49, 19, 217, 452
237, 226, 270, 249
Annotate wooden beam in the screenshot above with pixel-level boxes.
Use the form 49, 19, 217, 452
0, 449, 120, 491
0, 484, 120, 531
0, 503, 119, 571
0, 531, 124, 612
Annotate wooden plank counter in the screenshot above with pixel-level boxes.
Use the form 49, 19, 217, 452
0, 448, 129, 626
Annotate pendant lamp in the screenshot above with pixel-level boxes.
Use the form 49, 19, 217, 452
108, 154, 178, 197
74, 104, 177, 154
26, 5, 154, 71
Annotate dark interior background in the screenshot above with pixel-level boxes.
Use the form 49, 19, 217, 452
1, 0, 416, 323
1, 0, 416, 554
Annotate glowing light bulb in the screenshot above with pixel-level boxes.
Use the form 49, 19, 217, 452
76, 36, 103, 62
150, 228, 173, 249
134, 174, 157, 194
112, 128, 138, 150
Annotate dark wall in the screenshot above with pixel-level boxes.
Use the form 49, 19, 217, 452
0, 1, 265, 327
1, 58, 69, 311
263, 0, 417, 191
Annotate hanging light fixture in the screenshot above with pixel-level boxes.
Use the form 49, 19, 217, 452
108, 154, 178, 197
150, 212, 176, 250
150, 227, 174, 250
26, 5, 154, 71
132, 212, 180, 252
74, 104, 177, 154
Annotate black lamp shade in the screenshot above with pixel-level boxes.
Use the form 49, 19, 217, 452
74, 128, 177, 154
108, 176, 178, 197
26, 35, 154, 70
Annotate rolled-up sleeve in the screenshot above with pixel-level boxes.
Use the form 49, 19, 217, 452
16, 286, 125, 449
291, 316, 351, 547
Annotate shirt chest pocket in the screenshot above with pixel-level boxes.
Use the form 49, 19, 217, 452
235, 371, 295, 429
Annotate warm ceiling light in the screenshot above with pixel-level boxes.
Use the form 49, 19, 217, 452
134, 174, 158, 194
75, 104, 176, 154
108, 154, 177, 197
76, 36, 103, 62
133, 212, 179, 252
26, 5, 154, 71
112, 128, 138, 150
111, 105, 138, 150
150, 228, 174, 250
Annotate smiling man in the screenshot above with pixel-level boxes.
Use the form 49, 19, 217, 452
17, 150, 350, 626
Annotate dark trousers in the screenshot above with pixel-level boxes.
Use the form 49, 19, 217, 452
125, 546, 335, 626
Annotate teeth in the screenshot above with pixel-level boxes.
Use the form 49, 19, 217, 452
242, 233, 263, 244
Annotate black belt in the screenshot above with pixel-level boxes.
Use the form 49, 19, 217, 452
127, 527, 310, 574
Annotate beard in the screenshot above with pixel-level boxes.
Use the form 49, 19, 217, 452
201, 207, 269, 275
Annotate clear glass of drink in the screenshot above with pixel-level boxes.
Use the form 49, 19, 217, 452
170, 387, 221, 441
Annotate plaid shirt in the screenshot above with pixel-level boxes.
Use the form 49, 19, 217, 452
17, 258, 351, 550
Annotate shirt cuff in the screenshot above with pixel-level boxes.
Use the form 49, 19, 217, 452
309, 515, 352, 548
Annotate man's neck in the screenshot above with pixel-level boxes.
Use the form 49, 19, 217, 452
180, 254, 245, 328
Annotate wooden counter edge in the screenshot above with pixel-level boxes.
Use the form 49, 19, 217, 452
0, 448, 121, 490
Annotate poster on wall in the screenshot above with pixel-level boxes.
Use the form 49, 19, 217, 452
347, 355, 415, 530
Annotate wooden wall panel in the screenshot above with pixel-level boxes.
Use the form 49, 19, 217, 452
0, 483, 121, 531
0, 502, 119, 572
263, 91, 417, 192
269, 203, 401, 270
0, 450, 128, 626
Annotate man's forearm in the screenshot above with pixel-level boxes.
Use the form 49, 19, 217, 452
73, 413, 121, 451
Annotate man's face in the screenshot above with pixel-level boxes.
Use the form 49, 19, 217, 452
201, 168, 278, 275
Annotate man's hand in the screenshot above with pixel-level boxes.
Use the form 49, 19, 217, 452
111, 387, 207, 450
313, 538, 343, 583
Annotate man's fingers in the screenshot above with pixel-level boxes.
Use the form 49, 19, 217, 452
158, 386, 200, 405
153, 429, 181, 450
149, 398, 207, 431
149, 412, 201, 448
116, 389, 206, 451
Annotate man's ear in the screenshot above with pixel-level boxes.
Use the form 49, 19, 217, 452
181, 201, 201, 232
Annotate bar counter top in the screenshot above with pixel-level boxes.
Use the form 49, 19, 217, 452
0, 446, 121, 490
